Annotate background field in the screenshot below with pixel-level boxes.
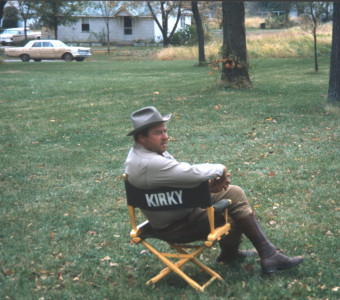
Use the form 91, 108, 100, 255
0, 48, 339, 299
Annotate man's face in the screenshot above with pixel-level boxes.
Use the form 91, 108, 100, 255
138, 123, 168, 154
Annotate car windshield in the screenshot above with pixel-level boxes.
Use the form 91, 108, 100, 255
3, 29, 21, 34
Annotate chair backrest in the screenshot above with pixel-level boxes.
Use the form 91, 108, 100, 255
124, 178, 212, 211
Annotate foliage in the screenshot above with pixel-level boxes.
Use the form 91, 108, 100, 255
264, 14, 287, 29
170, 24, 196, 46
170, 24, 212, 47
0, 57, 339, 299
2, 5, 18, 28
37, 0, 80, 39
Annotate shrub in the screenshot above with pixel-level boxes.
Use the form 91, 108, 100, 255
170, 25, 212, 47
171, 25, 197, 46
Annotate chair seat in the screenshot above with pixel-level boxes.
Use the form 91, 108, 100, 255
131, 199, 231, 244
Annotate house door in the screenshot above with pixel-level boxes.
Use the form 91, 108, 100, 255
124, 16, 132, 40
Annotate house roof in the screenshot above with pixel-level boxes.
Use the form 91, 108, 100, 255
80, 3, 152, 18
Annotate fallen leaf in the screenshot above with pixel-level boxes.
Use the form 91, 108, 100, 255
269, 172, 275, 177
332, 287, 339, 292
244, 263, 255, 271
4, 269, 14, 276
58, 272, 64, 280
110, 262, 119, 267
101, 256, 111, 261
73, 271, 84, 281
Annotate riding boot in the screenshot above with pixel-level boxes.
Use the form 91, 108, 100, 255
216, 228, 257, 263
236, 213, 303, 274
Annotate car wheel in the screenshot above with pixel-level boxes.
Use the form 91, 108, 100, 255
33, 59, 42, 62
75, 57, 85, 62
62, 53, 73, 62
20, 54, 30, 62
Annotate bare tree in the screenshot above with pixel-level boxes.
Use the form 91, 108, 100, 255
147, 1, 182, 48
221, 1, 252, 89
299, 2, 323, 72
327, 2, 340, 103
95, 1, 119, 53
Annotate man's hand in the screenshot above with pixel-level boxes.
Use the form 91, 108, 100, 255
209, 168, 231, 193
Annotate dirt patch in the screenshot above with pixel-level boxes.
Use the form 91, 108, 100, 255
0, 70, 24, 74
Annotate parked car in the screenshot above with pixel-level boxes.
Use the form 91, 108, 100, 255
0, 27, 41, 45
5, 40, 91, 62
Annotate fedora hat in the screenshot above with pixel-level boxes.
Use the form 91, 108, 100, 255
127, 106, 171, 136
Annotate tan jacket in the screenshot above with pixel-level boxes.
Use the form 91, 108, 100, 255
124, 142, 225, 228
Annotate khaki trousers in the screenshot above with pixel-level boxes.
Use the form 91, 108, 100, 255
153, 185, 252, 244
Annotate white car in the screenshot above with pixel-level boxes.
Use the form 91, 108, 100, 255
5, 39, 91, 62
0, 27, 41, 45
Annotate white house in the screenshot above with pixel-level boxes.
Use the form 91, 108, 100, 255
48, 5, 191, 46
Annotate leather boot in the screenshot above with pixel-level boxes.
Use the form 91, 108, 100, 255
236, 213, 303, 274
216, 229, 257, 263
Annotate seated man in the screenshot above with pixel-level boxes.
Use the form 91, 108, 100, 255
124, 106, 303, 274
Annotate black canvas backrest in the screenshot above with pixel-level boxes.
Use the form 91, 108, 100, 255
124, 179, 212, 211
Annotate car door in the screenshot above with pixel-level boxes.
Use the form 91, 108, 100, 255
29, 41, 42, 58
41, 41, 55, 59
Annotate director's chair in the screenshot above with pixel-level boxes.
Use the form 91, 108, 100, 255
123, 174, 231, 292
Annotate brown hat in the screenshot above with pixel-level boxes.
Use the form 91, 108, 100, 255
127, 106, 171, 136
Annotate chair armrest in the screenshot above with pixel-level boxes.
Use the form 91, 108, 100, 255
213, 199, 231, 214
130, 220, 150, 243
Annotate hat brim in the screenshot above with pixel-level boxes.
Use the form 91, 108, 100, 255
127, 114, 171, 136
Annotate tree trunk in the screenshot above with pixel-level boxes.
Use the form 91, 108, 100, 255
24, 19, 27, 40
221, 1, 252, 89
54, 18, 58, 40
327, 2, 340, 103
191, 1, 205, 65
313, 27, 318, 72
107, 23, 110, 53
0, 1, 7, 23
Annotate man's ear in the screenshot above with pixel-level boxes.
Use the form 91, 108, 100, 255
137, 133, 146, 145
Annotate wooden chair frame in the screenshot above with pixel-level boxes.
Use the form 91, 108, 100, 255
124, 174, 231, 292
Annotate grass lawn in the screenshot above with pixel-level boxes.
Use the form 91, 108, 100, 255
0, 56, 339, 299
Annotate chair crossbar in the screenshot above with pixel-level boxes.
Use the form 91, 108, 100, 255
141, 239, 223, 292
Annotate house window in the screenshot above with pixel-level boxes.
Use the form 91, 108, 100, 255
82, 18, 90, 32
124, 16, 132, 35
180, 16, 186, 28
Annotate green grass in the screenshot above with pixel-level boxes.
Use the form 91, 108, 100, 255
0, 56, 339, 299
